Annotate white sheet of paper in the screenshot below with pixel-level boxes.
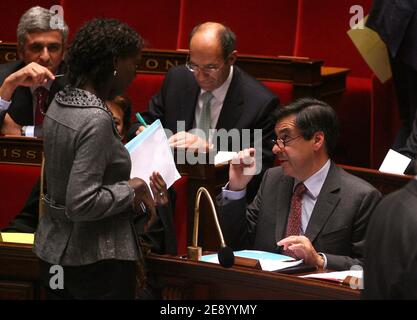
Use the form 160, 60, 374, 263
214, 151, 237, 166
200, 250, 303, 271
379, 149, 412, 175
347, 15, 392, 83
300, 270, 363, 281
125, 119, 181, 191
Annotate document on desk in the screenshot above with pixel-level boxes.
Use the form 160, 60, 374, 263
300, 270, 363, 282
200, 249, 303, 271
125, 119, 181, 190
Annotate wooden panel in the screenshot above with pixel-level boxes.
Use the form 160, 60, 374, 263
0, 137, 43, 166
0, 280, 34, 300
0, 43, 346, 104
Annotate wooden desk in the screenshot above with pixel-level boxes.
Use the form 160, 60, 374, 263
0, 242, 41, 300
0, 242, 359, 300
338, 164, 413, 195
146, 253, 359, 300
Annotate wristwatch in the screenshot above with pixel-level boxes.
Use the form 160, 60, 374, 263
20, 126, 26, 136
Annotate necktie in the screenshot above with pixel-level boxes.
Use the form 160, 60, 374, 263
282, 182, 307, 257
34, 86, 49, 125
197, 91, 214, 141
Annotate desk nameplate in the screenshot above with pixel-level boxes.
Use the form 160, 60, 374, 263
0, 137, 43, 166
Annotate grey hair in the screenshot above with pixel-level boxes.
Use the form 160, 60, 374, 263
17, 6, 69, 47
190, 22, 236, 59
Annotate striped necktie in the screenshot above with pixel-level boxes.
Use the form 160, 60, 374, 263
197, 91, 214, 141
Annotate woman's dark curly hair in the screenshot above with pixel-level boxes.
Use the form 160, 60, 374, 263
66, 18, 143, 92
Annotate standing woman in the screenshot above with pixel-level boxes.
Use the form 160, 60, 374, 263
34, 19, 155, 299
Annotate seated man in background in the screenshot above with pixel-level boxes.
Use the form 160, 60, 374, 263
0, 6, 68, 137
129, 21, 279, 201
362, 164, 417, 299
217, 98, 381, 271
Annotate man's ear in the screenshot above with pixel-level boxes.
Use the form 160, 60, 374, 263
312, 131, 325, 151
228, 50, 237, 65
17, 44, 24, 61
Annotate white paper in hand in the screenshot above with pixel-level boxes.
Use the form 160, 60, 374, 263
125, 119, 181, 190
379, 149, 412, 175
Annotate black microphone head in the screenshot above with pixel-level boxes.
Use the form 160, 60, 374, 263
218, 246, 235, 268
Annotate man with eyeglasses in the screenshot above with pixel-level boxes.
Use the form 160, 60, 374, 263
0, 6, 68, 137
217, 98, 381, 271
129, 22, 279, 201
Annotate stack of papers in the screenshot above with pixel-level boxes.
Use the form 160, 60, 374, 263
0, 232, 34, 244
125, 120, 181, 191
200, 249, 303, 271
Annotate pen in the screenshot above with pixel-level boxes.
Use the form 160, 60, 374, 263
135, 112, 148, 128
139, 202, 146, 213
54, 74, 65, 78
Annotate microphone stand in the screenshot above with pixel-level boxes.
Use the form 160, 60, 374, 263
187, 187, 234, 267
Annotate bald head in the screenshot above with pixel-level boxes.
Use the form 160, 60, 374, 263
189, 22, 236, 59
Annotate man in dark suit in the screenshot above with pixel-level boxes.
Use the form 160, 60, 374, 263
129, 22, 279, 201
363, 174, 417, 299
217, 98, 381, 271
366, 0, 417, 149
0, 6, 68, 137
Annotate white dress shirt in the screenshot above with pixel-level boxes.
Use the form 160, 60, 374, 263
193, 66, 234, 142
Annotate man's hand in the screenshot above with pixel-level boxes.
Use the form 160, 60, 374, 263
0, 62, 55, 101
168, 131, 210, 151
228, 148, 256, 191
1, 113, 21, 136
277, 235, 324, 268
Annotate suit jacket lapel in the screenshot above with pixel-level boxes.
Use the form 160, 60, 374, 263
304, 162, 341, 243
181, 82, 200, 131
216, 67, 244, 130
275, 175, 294, 241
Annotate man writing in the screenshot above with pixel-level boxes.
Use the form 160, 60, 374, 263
0, 6, 68, 137
218, 98, 381, 271
129, 22, 279, 201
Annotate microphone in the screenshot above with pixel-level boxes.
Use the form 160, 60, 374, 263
187, 187, 235, 268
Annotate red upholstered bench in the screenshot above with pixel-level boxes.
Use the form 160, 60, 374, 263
0, 163, 40, 229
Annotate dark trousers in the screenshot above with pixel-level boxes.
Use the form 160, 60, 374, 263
40, 259, 137, 300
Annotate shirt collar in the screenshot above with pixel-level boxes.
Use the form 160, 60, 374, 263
30, 78, 54, 94
295, 159, 331, 199
200, 65, 234, 103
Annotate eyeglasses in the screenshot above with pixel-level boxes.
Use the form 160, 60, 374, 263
185, 55, 228, 75
272, 135, 302, 149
